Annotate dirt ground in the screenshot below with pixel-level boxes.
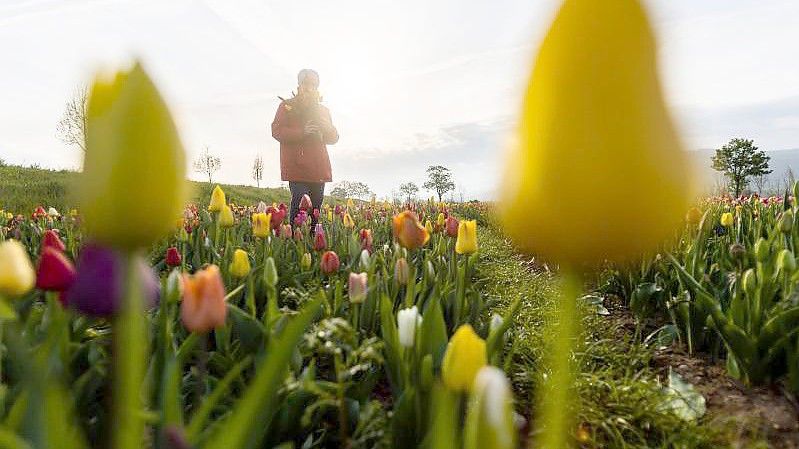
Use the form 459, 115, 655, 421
605, 295, 799, 449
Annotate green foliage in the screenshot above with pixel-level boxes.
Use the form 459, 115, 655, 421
711, 138, 772, 196
0, 164, 290, 213
423, 165, 455, 202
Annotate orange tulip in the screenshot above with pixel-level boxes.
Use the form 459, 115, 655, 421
392, 211, 430, 250
181, 265, 226, 333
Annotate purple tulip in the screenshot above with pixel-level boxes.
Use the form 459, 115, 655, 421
65, 243, 159, 317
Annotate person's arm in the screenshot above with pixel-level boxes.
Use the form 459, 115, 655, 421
319, 108, 339, 145
271, 102, 304, 143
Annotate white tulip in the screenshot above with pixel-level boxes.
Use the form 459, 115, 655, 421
397, 306, 421, 348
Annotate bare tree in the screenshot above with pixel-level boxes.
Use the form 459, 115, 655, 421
252, 154, 264, 188
753, 174, 768, 195
56, 86, 88, 153
193, 146, 221, 184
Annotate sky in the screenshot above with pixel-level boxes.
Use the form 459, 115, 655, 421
1, 0, 798, 200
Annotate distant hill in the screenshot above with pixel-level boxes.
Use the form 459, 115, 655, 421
691, 148, 799, 194
0, 164, 291, 214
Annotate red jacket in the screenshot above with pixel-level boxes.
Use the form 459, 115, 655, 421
271, 99, 338, 182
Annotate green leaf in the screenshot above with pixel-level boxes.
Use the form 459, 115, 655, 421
186, 356, 252, 441
201, 298, 322, 449
660, 369, 706, 422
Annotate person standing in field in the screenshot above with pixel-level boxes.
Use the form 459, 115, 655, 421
271, 69, 338, 226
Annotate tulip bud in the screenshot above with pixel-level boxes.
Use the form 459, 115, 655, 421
181, 265, 226, 333
35, 247, 77, 293
263, 256, 278, 288
754, 238, 770, 263
490, 314, 504, 333
425, 220, 434, 236
394, 257, 409, 285
66, 244, 159, 316
359, 249, 371, 270
208, 185, 226, 212
177, 228, 189, 243
279, 223, 293, 239
166, 246, 182, 267
464, 366, 517, 449
426, 260, 436, 280
500, 0, 691, 265
420, 354, 434, 389
437, 212, 446, 228
0, 240, 36, 297
166, 268, 183, 304
777, 249, 796, 273
299, 194, 313, 211
343, 213, 355, 228
255, 201, 268, 214
252, 212, 271, 238
301, 252, 312, 270
320, 251, 340, 275
445, 216, 459, 237
41, 229, 66, 252
392, 211, 430, 250
314, 223, 327, 251
359, 228, 373, 253
455, 220, 478, 255
218, 205, 235, 228
47, 207, 60, 217
79, 63, 188, 250
780, 210, 794, 233
229, 249, 251, 278
442, 324, 487, 392
293, 228, 304, 241
397, 306, 421, 347
742, 268, 756, 296
720, 212, 734, 228
348, 272, 368, 304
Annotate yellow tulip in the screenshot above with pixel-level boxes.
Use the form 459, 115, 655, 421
327, 210, 333, 222
425, 219, 434, 235
78, 62, 188, 250
229, 249, 251, 278
455, 220, 478, 255
343, 213, 355, 228
346, 198, 355, 209
436, 213, 446, 228
500, 0, 691, 265
0, 240, 36, 297
219, 205, 235, 228
208, 185, 226, 212
720, 212, 734, 227
251, 212, 272, 238
441, 324, 487, 392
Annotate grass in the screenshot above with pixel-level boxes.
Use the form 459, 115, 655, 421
477, 222, 759, 448
0, 164, 291, 213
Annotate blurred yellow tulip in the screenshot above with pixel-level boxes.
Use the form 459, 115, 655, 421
0, 240, 36, 297
441, 324, 487, 392
219, 205, 235, 228
209, 185, 226, 212
343, 213, 355, 228
78, 62, 188, 250
500, 0, 691, 265
720, 212, 734, 227
455, 220, 478, 255
229, 249, 251, 278
252, 212, 271, 238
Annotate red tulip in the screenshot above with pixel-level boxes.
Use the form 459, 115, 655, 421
36, 246, 77, 293
41, 229, 66, 252
359, 229, 373, 253
293, 228, 304, 241
32, 206, 47, 219
445, 216, 459, 237
320, 251, 340, 275
294, 210, 309, 226
314, 224, 327, 251
278, 202, 288, 211
166, 246, 182, 267
279, 224, 293, 239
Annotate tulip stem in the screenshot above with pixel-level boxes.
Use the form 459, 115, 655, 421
538, 269, 581, 449
112, 253, 148, 449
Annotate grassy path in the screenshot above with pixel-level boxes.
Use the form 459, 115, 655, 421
477, 224, 753, 448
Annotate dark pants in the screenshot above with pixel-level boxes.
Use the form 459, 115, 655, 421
289, 181, 325, 227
